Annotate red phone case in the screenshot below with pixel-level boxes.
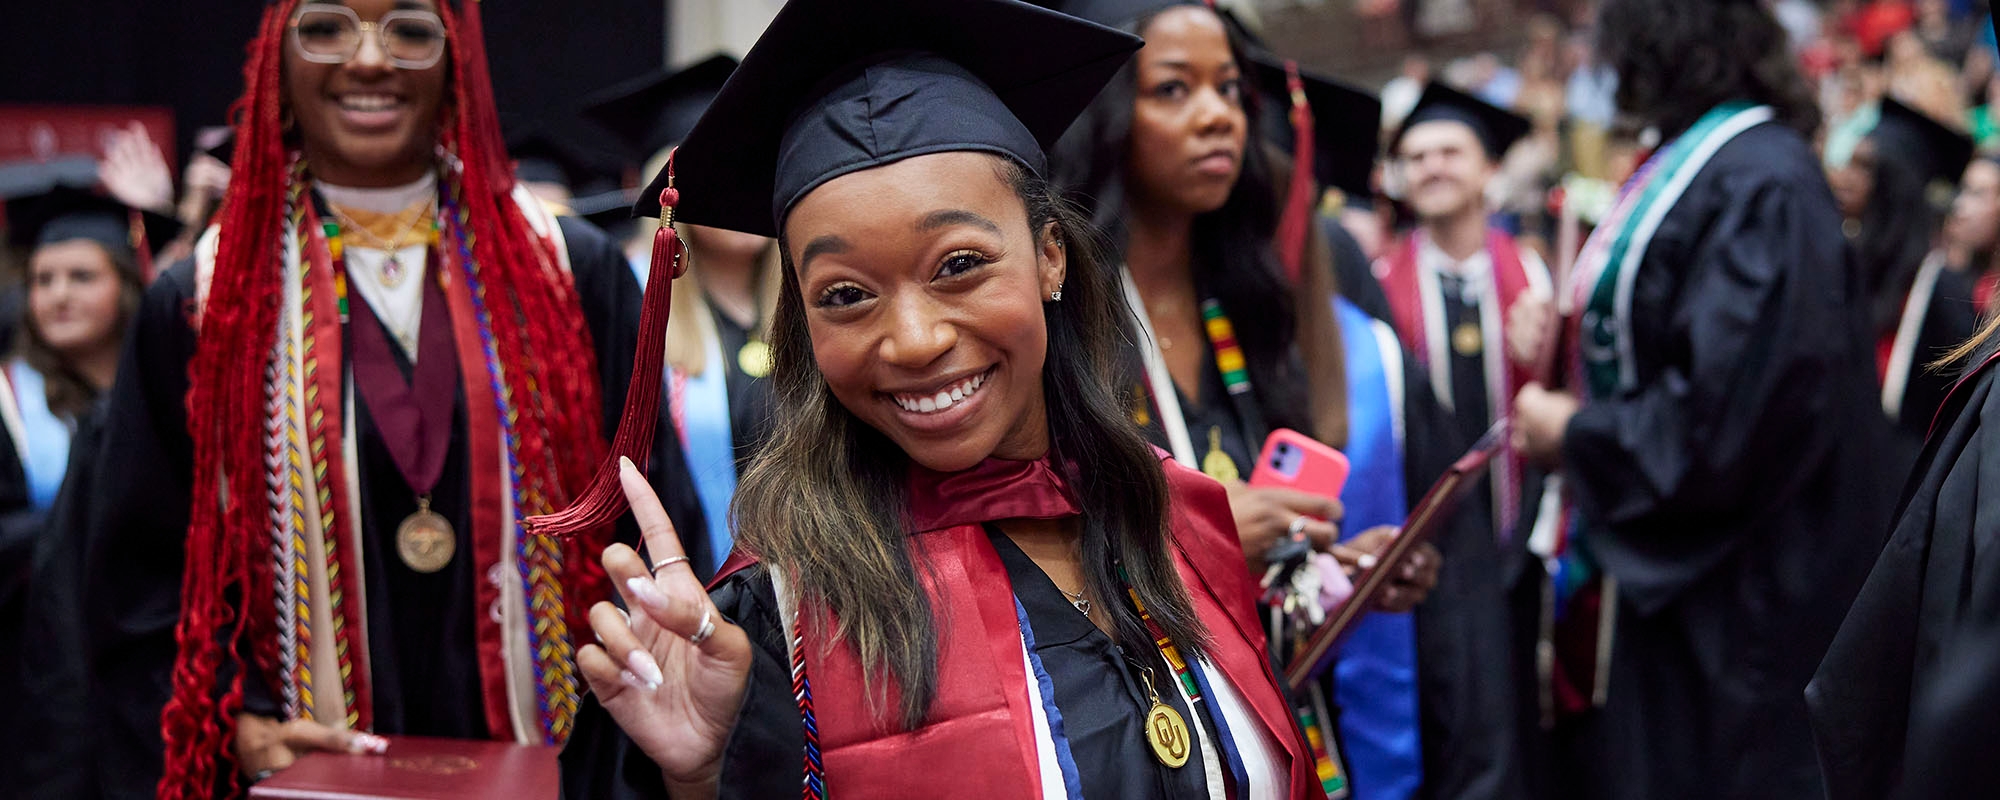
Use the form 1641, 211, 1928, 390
1248, 428, 1351, 501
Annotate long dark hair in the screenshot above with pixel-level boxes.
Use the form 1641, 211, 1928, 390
1855, 137, 1944, 333
1049, 8, 1313, 438
1597, 0, 1821, 140
731, 157, 1207, 729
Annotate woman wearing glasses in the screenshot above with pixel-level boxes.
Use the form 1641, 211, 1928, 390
70, 1, 705, 797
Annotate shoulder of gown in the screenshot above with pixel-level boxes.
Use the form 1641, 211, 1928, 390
1810, 352, 2000, 800
561, 563, 802, 799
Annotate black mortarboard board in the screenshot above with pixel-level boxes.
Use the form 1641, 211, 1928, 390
1245, 54, 1381, 199
1393, 82, 1532, 160
1872, 98, 1976, 194
583, 53, 740, 162
503, 118, 621, 195
4, 184, 181, 267
638, 0, 1143, 237
1039, 0, 1204, 29
570, 187, 641, 232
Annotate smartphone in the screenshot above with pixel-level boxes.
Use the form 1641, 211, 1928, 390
1248, 428, 1351, 501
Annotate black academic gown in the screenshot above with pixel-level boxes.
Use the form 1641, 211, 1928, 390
1549, 122, 1896, 800
70, 214, 708, 800
7, 403, 103, 800
560, 530, 1226, 799
1399, 275, 1532, 800
705, 304, 775, 470
1883, 266, 1979, 479
1809, 345, 2000, 800
1323, 215, 1393, 326
0, 404, 46, 799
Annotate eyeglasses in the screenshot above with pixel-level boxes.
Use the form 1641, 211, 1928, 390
289, 3, 448, 70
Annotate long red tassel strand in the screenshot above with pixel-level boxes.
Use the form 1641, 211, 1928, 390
528, 155, 688, 539
1273, 59, 1317, 284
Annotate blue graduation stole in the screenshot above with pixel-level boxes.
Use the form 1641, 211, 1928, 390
1330, 298, 1422, 800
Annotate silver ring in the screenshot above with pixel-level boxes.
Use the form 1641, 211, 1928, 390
1287, 516, 1310, 538
688, 605, 716, 646
650, 555, 691, 576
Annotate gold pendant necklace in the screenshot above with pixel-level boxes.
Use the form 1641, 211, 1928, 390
737, 339, 772, 378
1137, 666, 1192, 768
1452, 320, 1484, 357
1201, 426, 1240, 483
396, 494, 456, 573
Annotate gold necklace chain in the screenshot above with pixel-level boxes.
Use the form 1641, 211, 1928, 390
329, 200, 435, 252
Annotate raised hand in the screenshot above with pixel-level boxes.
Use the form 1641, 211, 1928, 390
574, 458, 755, 799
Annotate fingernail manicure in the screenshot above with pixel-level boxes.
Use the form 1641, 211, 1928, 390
626, 577, 669, 611
619, 669, 654, 692
1357, 554, 1379, 570
619, 455, 637, 474
625, 650, 664, 690
350, 733, 389, 754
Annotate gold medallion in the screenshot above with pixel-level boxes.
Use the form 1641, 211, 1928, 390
1145, 701, 1193, 768
396, 497, 456, 573
1451, 321, 1484, 357
737, 339, 772, 378
1201, 427, 1240, 483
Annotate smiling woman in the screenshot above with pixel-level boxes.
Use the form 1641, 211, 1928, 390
553, 0, 1323, 798
71, 0, 710, 798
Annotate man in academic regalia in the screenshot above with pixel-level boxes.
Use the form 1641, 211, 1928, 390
1510, 1, 1896, 798
1375, 83, 1542, 800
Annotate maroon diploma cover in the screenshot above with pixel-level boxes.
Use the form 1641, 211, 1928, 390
248, 736, 558, 800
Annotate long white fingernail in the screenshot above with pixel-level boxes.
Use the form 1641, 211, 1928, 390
1357, 554, 1379, 570
627, 649, 664, 690
620, 668, 657, 693
626, 577, 669, 611
619, 456, 638, 475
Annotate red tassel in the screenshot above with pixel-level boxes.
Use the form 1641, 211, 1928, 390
1273, 60, 1316, 285
527, 156, 687, 538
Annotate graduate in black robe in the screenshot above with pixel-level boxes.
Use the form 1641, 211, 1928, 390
59, 2, 708, 796
74, 211, 707, 799
1840, 98, 1981, 476
1510, 3, 1896, 797
1810, 332, 2000, 800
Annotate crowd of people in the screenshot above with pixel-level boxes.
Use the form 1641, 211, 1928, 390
0, 0, 1996, 799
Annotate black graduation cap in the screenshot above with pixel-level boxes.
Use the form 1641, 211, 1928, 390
1393, 82, 1532, 161
4, 184, 181, 267
638, 0, 1144, 237
503, 118, 620, 195
1872, 98, 1976, 198
1038, 0, 1204, 29
582, 53, 740, 163
1244, 54, 1381, 199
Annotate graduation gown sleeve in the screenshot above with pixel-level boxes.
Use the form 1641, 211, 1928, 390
79, 259, 200, 800
559, 565, 799, 800
1809, 355, 2000, 800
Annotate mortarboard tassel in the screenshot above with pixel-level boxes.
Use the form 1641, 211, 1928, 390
1273, 60, 1315, 284
527, 152, 689, 538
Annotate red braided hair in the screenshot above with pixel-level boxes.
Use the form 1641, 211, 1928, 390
159, 3, 610, 796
